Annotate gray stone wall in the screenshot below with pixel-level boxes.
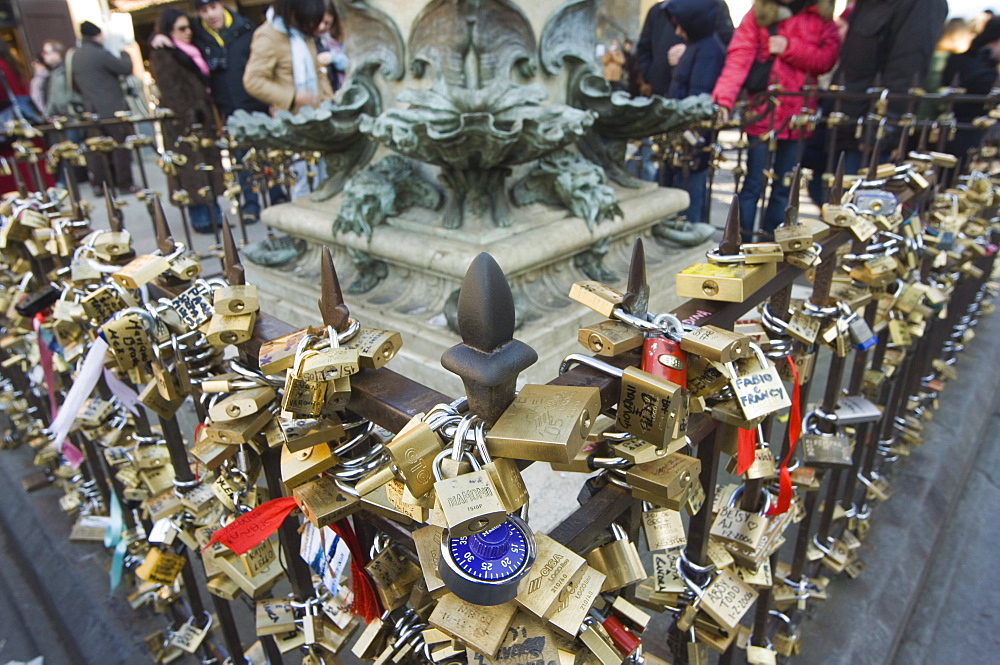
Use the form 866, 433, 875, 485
597, 0, 642, 43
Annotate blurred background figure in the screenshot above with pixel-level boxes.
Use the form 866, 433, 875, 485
315, 6, 347, 92
243, 0, 334, 199
942, 16, 1000, 158
72, 20, 136, 196
149, 7, 224, 233
602, 38, 626, 91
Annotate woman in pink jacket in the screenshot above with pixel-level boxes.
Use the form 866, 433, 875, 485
712, 0, 839, 238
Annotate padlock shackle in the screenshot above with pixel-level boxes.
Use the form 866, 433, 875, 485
560, 353, 622, 378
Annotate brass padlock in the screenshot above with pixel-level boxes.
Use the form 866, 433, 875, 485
473, 421, 528, 514
432, 447, 506, 537
345, 327, 402, 369
355, 412, 442, 497
209, 386, 276, 422
272, 415, 345, 452
569, 281, 625, 317
281, 349, 327, 417
626, 451, 701, 511
213, 283, 259, 316
679, 326, 752, 364
111, 254, 171, 289
586, 523, 647, 591
578, 319, 644, 357
279, 442, 338, 489
560, 355, 688, 449
773, 223, 814, 252
293, 475, 359, 527
486, 384, 600, 464
205, 310, 257, 347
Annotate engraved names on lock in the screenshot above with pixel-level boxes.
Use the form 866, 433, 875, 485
711, 506, 769, 552
256, 598, 297, 636
241, 539, 277, 577
651, 551, 685, 593
731, 359, 791, 420
169, 620, 208, 653
101, 312, 154, 369
486, 385, 599, 464
642, 508, 687, 551
470, 612, 561, 665
429, 594, 519, 657
800, 433, 853, 467
171, 281, 214, 330
699, 569, 758, 630
786, 312, 822, 344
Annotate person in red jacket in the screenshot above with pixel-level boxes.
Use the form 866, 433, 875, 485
712, 0, 839, 239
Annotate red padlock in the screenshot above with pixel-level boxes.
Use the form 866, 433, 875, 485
588, 609, 641, 656
642, 335, 688, 388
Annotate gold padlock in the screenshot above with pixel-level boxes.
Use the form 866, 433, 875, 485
213, 283, 259, 316
578, 319, 644, 357
355, 412, 442, 497
345, 327, 403, 369
485, 384, 601, 464
586, 523, 647, 591
281, 348, 327, 417
431, 448, 506, 537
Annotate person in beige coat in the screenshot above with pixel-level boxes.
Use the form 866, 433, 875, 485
602, 39, 626, 91
242, 0, 334, 114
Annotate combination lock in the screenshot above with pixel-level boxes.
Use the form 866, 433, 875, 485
438, 514, 536, 605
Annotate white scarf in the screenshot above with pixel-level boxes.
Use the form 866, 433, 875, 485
266, 7, 317, 97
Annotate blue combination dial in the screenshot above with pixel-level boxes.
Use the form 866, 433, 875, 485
439, 514, 535, 606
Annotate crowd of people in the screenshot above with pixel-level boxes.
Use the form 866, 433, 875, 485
2, 0, 999, 238
605, 1, 999, 238
5, 0, 347, 233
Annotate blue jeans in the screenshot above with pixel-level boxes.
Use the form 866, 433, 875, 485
740, 138, 798, 237
626, 138, 659, 183
232, 147, 288, 215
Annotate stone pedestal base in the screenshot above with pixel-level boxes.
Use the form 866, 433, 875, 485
252, 183, 711, 394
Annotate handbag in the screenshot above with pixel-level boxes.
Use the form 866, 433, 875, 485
741, 25, 779, 96
0, 68, 42, 126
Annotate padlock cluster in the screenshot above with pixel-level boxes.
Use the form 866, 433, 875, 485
0, 132, 998, 665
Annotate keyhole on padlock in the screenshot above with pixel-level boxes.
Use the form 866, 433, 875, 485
221, 332, 238, 344
588, 333, 604, 352
579, 410, 592, 434
702, 280, 719, 296
381, 342, 393, 359
226, 404, 241, 417
231, 300, 245, 312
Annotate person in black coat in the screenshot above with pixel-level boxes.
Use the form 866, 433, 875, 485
153, 0, 284, 221
149, 8, 224, 233
662, 0, 726, 224
72, 21, 136, 194
636, 0, 733, 96
942, 17, 1000, 159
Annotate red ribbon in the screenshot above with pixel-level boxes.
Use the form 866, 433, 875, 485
785, 356, 801, 457
736, 426, 756, 476
203, 496, 299, 555
766, 356, 802, 516
328, 519, 382, 623
200, 497, 382, 623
